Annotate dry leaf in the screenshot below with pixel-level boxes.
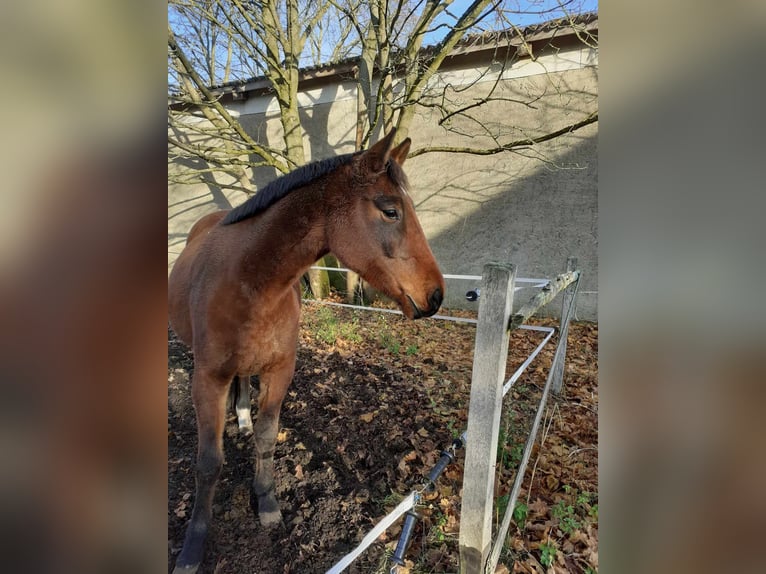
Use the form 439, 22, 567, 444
529, 498, 549, 516
359, 412, 375, 423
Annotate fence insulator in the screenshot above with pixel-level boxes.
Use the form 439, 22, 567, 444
390, 437, 465, 570
390, 510, 420, 567
465, 289, 480, 302
425, 450, 456, 491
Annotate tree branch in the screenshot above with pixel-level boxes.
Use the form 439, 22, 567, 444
408, 112, 598, 158
168, 24, 288, 173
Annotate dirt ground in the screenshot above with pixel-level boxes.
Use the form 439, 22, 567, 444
168, 302, 598, 574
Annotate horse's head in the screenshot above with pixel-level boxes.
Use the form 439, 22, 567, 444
328, 130, 445, 319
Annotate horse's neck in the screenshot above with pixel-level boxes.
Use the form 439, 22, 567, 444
236, 187, 329, 293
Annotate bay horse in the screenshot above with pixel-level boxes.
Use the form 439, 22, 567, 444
168, 130, 445, 573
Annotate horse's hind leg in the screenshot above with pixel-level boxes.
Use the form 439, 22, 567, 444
174, 369, 230, 574
228, 375, 253, 434
252, 360, 295, 528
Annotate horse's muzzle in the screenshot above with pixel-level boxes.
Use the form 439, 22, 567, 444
427, 287, 443, 316
409, 288, 443, 319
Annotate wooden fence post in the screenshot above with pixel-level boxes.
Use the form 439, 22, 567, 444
459, 263, 516, 574
552, 257, 578, 394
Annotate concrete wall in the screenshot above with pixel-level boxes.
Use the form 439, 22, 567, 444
169, 45, 598, 320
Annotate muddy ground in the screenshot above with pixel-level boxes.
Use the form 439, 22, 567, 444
168, 303, 598, 573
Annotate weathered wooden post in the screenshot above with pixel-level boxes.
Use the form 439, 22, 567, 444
459, 263, 515, 574
552, 257, 578, 394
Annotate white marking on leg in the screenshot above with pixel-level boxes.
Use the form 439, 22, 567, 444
237, 407, 253, 431
236, 376, 253, 431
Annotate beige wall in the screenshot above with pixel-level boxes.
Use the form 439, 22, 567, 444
168, 46, 598, 319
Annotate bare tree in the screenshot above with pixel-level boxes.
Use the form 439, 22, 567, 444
331, 0, 597, 151
168, 0, 598, 295
169, 0, 597, 184
169, 0, 360, 295
169, 0, 358, 178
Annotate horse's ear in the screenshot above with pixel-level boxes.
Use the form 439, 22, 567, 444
365, 129, 397, 172
389, 138, 411, 166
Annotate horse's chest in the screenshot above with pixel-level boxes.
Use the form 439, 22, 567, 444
236, 309, 298, 373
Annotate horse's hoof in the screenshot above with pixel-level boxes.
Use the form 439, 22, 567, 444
172, 563, 200, 574
259, 509, 283, 528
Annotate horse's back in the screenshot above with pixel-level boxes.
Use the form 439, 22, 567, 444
168, 210, 229, 345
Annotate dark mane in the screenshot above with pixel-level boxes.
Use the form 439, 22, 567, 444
222, 152, 359, 225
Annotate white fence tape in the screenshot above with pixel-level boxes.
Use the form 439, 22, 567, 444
325, 492, 418, 574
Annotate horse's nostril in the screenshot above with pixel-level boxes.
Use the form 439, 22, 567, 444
429, 288, 443, 311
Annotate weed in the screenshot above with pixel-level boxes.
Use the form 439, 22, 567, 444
379, 332, 400, 354
496, 425, 508, 461
539, 542, 557, 567
429, 512, 449, 543
513, 502, 528, 528
405, 344, 419, 356
375, 491, 404, 508
497, 439, 523, 471
496, 494, 510, 523
510, 443, 523, 466
552, 500, 582, 535
574, 490, 598, 522
446, 419, 461, 439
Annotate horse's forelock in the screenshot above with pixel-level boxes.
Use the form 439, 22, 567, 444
385, 159, 409, 194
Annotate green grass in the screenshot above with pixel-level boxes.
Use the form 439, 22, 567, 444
379, 331, 401, 354
309, 306, 361, 344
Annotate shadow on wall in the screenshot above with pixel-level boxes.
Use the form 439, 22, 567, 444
300, 83, 357, 159
241, 82, 358, 190
414, 131, 597, 320
168, 123, 238, 212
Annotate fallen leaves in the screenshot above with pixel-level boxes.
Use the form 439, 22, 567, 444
173, 492, 191, 518
168, 308, 598, 573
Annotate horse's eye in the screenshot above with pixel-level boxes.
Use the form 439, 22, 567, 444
381, 208, 400, 221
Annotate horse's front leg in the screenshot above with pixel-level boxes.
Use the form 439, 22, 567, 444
174, 369, 231, 574
252, 359, 295, 528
